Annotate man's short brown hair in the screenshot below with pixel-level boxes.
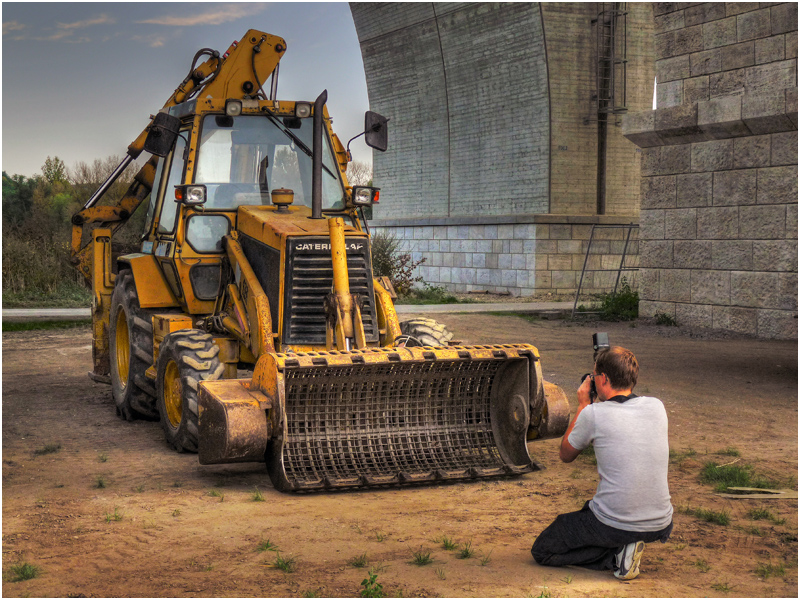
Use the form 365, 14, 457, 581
595, 346, 638, 391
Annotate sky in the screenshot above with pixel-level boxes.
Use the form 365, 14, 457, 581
2, 2, 372, 178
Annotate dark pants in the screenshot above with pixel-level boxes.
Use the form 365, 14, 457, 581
531, 502, 673, 571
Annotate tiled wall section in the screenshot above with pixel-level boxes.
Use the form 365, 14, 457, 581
637, 132, 797, 337
653, 2, 797, 108
371, 216, 639, 296
625, 2, 797, 339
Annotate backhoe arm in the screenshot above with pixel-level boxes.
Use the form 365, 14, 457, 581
70, 30, 287, 282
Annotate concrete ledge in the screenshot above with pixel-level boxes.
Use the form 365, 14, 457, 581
623, 87, 798, 147
370, 214, 638, 228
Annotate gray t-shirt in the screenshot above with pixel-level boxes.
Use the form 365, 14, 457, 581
568, 396, 673, 531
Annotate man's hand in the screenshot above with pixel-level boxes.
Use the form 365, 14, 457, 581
577, 374, 594, 408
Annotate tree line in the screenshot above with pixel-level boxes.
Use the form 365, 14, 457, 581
2, 156, 143, 306
2, 158, 372, 307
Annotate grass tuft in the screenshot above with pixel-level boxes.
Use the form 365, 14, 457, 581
715, 447, 741, 457
682, 505, 730, 526
479, 549, 493, 566
435, 535, 458, 551
435, 567, 446, 580
711, 582, 732, 593
755, 562, 785, 579
654, 311, 678, 326
410, 547, 433, 566
273, 552, 296, 573
457, 540, 475, 559
33, 443, 62, 456
257, 538, 279, 552
738, 525, 764, 536
348, 552, 369, 568
105, 507, 123, 523
693, 558, 711, 572
207, 489, 224, 501
94, 475, 107, 489
5, 562, 41, 582
251, 487, 265, 502
699, 461, 777, 492
747, 507, 785, 525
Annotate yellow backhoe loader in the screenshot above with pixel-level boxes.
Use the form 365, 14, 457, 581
71, 29, 570, 492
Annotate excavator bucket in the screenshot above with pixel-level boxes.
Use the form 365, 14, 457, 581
248, 344, 546, 491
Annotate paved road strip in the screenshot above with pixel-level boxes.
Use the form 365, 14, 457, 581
3, 302, 575, 323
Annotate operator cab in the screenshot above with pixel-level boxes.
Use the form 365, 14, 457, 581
141, 101, 347, 255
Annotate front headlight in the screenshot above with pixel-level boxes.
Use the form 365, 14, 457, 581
225, 100, 242, 116
175, 184, 207, 205
295, 102, 311, 118
351, 186, 380, 206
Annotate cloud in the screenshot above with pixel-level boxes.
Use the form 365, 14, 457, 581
131, 34, 167, 48
3, 21, 25, 35
56, 15, 115, 31
137, 3, 264, 26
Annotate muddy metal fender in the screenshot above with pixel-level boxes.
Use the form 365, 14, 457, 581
197, 379, 273, 465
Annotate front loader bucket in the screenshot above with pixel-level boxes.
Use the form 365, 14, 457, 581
252, 344, 547, 492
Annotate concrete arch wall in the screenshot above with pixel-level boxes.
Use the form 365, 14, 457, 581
352, 3, 551, 219
350, 2, 655, 296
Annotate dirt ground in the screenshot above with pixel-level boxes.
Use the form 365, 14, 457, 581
2, 313, 797, 598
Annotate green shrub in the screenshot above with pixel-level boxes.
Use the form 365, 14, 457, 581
370, 231, 425, 296
360, 569, 385, 598
598, 278, 639, 321
399, 283, 466, 304
654, 312, 678, 326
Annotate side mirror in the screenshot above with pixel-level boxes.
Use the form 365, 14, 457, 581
364, 111, 388, 152
144, 112, 181, 157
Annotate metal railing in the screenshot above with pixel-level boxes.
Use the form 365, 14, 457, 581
572, 224, 639, 318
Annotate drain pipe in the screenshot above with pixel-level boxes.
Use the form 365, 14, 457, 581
311, 89, 327, 219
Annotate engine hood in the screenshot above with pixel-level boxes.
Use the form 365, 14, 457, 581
236, 205, 365, 249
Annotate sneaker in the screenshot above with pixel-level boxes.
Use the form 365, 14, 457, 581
614, 541, 645, 580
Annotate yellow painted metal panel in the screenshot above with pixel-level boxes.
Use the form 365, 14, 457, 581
123, 254, 181, 308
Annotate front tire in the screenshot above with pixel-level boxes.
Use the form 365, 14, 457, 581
399, 318, 454, 347
109, 269, 158, 421
156, 329, 224, 453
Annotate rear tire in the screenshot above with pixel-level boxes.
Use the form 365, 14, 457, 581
156, 329, 224, 453
109, 269, 158, 421
399, 318, 454, 347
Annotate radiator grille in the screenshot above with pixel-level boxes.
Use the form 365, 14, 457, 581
284, 237, 378, 345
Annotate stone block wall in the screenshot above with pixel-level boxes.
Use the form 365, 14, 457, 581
352, 3, 655, 295
624, 2, 797, 339
373, 216, 638, 295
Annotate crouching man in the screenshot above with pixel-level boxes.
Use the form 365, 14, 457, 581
531, 346, 673, 580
